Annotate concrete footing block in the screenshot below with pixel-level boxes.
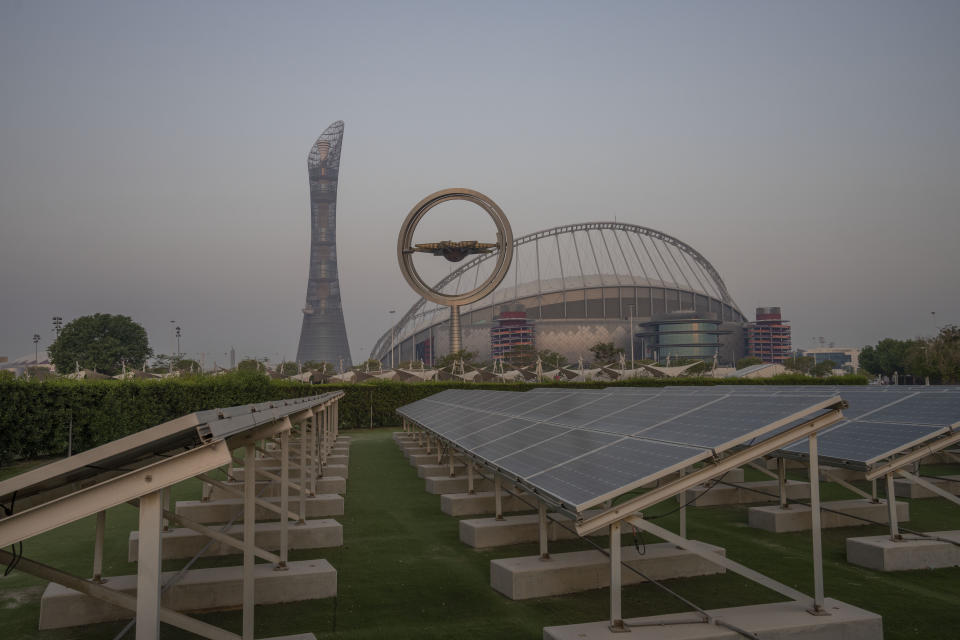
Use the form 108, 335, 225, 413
441, 491, 533, 517
207, 476, 346, 500
894, 475, 960, 499
543, 598, 883, 639
748, 499, 909, 533
39, 559, 336, 629
402, 447, 429, 460
417, 463, 466, 478
847, 529, 960, 571
491, 542, 725, 600
409, 452, 440, 466
326, 454, 348, 466
685, 480, 809, 506
425, 475, 494, 495
129, 519, 343, 561
461, 513, 602, 548
176, 494, 344, 523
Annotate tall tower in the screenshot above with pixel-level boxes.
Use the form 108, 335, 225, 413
296, 121, 352, 367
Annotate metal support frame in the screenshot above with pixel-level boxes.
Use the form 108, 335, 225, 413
820, 468, 872, 500
778, 457, 789, 509
807, 434, 827, 614
678, 466, 687, 539
494, 474, 504, 521
626, 516, 809, 603
608, 521, 626, 632
242, 443, 255, 640
574, 407, 844, 536
92, 510, 106, 582
897, 469, 960, 507
136, 490, 163, 640
539, 502, 550, 560
279, 429, 290, 569
865, 430, 960, 481
886, 473, 901, 541
467, 463, 475, 494
0, 393, 343, 640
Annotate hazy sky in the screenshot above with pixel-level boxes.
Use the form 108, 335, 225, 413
2, 1, 958, 365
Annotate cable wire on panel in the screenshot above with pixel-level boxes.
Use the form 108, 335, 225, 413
467, 465, 760, 640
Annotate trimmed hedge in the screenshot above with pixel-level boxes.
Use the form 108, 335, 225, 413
0, 373, 867, 464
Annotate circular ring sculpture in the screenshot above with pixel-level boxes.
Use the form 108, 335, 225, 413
397, 188, 513, 354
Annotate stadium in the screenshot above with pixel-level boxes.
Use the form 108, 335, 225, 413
371, 222, 749, 367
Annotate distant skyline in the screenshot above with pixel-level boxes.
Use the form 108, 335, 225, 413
2, 1, 958, 364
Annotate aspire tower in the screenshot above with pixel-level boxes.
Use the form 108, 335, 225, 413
296, 121, 352, 367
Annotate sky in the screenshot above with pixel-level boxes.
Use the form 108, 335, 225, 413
1, 0, 958, 366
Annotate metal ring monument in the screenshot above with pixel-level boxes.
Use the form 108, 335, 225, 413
397, 188, 513, 355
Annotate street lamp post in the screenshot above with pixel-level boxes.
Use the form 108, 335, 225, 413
169, 320, 176, 371
176, 326, 181, 359
627, 305, 635, 368
33, 333, 40, 364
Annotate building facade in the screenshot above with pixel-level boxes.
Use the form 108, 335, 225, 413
372, 222, 749, 367
745, 307, 792, 363
637, 312, 731, 363
491, 309, 536, 366
801, 347, 860, 373
295, 121, 352, 367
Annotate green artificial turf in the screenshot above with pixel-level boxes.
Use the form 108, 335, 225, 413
1, 427, 959, 639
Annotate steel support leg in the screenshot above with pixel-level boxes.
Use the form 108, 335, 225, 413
298, 423, 307, 523
609, 521, 626, 632
278, 429, 289, 569
778, 457, 788, 509
494, 475, 503, 521
678, 466, 687, 538
539, 502, 549, 560
243, 443, 256, 640
136, 490, 163, 640
467, 463, 475, 494
92, 510, 106, 583
808, 434, 827, 614
886, 473, 901, 541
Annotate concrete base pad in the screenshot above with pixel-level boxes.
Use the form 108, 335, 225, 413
491, 542, 725, 600
409, 452, 441, 466
176, 494, 344, 523
461, 513, 601, 548
129, 518, 343, 560
894, 475, 960, 499
847, 530, 960, 571
425, 475, 494, 495
39, 559, 336, 629
417, 463, 465, 478
748, 499, 909, 533
543, 598, 882, 640
401, 447, 429, 459
685, 480, 809, 507
441, 491, 533, 516
208, 477, 346, 500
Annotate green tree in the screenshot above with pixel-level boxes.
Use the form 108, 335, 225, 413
589, 342, 624, 365
810, 359, 837, 377
237, 358, 266, 373
48, 314, 152, 376
859, 338, 918, 378
173, 358, 201, 374
435, 350, 477, 369
537, 350, 568, 369
278, 361, 300, 376
736, 356, 763, 370
782, 355, 815, 375
302, 360, 334, 373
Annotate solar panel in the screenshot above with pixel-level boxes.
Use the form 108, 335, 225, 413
397, 388, 842, 511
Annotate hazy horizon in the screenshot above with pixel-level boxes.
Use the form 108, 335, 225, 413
2, 1, 958, 365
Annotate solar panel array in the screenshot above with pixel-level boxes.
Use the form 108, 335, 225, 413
607, 386, 960, 469
398, 388, 840, 511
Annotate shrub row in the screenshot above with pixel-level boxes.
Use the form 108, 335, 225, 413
0, 373, 867, 464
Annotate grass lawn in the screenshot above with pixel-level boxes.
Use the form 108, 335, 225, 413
0, 427, 958, 639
